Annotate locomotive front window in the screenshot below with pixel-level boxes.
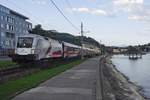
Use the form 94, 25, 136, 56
17, 37, 33, 48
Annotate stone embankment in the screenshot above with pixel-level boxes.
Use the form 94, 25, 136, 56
98, 56, 146, 100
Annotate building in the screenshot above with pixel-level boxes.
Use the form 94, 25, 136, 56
0, 4, 32, 49
112, 48, 120, 54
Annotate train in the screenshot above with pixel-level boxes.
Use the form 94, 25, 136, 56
11, 34, 100, 62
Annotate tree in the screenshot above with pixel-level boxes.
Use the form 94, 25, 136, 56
30, 24, 100, 48
30, 24, 46, 35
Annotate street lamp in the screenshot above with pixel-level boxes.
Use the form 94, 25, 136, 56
80, 22, 91, 59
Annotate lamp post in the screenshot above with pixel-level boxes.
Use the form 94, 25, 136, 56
81, 22, 84, 59
100, 40, 102, 55
80, 22, 90, 59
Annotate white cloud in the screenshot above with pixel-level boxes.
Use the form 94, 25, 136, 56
128, 14, 150, 21
92, 9, 107, 16
127, 5, 150, 21
72, 7, 110, 16
70, 0, 150, 22
31, 0, 47, 5
113, 0, 143, 5
128, 15, 145, 20
72, 7, 90, 13
113, 0, 144, 12
112, 0, 150, 22
113, 0, 144, 13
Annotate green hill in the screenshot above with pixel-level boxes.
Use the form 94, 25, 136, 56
30, 24, 100, 48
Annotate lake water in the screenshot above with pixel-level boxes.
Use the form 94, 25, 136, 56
112, 54, 150, 99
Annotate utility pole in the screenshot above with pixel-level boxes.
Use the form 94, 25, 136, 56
100, 40, 102, 55
81, 22, 84, 59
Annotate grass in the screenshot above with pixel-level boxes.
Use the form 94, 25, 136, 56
0, 59, 84, 100
0, 61, 17, 70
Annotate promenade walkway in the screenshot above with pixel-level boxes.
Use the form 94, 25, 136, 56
13, 57, 100, 100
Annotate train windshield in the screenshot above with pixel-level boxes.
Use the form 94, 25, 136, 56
17, 37, 33, 48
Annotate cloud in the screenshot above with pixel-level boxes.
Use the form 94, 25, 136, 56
112, 0, 150, 22
72, 7, 110, 16
128, 12, 150, 21
70, 0, 150, 22
31, 0, 47, 5
128, 15, 146, 20
113, 0, 144, 13
92, 9, 108, 16
127, 5, 150, 21
113, 0, 143, 5
72, 7, 90, 13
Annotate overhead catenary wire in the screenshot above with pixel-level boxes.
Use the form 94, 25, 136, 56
63, 0, 82, 23
49, 0, 80, 31
63, 0, 89, 35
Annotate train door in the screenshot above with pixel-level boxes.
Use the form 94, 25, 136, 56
35, 39, 43, 60
63, 45, 68, 58
62, 43, 65, 58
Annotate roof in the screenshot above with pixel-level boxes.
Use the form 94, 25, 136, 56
0, 4, 28, 19
10, 10, 28, 19
63, 42, 81, 48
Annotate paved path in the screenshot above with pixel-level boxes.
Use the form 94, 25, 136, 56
13, 57, 100, 100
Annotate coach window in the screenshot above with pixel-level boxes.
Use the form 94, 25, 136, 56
67, 47, 73, 51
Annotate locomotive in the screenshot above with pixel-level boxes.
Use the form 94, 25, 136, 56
12, 34, 100, 62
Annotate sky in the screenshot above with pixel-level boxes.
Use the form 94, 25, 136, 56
0, 0, 150, 46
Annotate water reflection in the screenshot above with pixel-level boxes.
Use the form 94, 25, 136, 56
112, 54, 150, 98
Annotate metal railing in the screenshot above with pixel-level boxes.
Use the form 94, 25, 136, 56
0, 49, 14, 56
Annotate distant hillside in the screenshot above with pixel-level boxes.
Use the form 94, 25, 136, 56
30, 24, 100, 48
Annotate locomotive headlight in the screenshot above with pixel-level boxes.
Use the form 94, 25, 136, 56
31, 49, 35, 54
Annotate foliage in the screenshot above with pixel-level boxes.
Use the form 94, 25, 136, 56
30, 24, 100, 47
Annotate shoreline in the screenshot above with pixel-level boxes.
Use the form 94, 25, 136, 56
112, 63, 147, 99
101, 57, 147, 100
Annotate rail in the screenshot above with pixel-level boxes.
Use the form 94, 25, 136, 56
0, 58, 79, 83
0, 63, 38, 83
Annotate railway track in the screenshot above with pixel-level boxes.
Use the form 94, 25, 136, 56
0, 63, 38, 83
0, 58, 79, 83
0, 65, 21, 76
